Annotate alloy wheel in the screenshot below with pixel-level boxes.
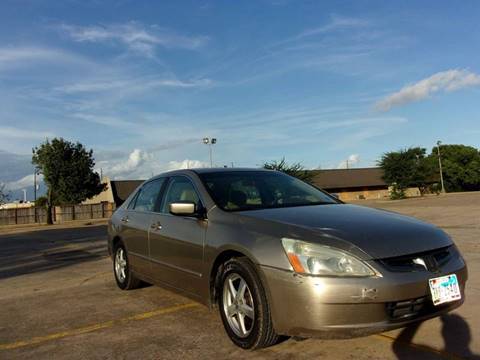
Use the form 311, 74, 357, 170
115, 247, 127, 283
222, 273, 255, 338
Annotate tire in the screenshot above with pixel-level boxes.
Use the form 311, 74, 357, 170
218, 257, 281, 349
113, 241, 141, 290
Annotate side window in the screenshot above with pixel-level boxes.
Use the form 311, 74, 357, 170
127, 190, 140, 209
161, 177, 201, 213
133, 179, 165, 212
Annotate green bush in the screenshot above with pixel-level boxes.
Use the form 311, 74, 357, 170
389, 183, 406, 200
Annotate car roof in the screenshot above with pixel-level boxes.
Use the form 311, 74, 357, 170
147, 167, 274, 181
191, 167, 273, 174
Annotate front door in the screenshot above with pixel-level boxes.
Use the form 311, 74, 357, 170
149, 176, 207, 296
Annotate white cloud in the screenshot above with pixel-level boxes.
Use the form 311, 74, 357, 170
329, 117, 408, 150
268, 14, 370, 50
0, 46, 92, 70
105, 149, 151, 177
166, 159, 209, 171
60, 22, 209, 57
299, 15, 370, 39
376, 69, 480, 111
337, 154, 360, 169
97, 148, 209, 179
5, 174, 43, 191
56, 77, 212, 94
71, 113, 135, 128
0, 126, 54, 140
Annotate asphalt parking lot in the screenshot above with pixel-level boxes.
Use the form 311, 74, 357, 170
0, 192, 479, 359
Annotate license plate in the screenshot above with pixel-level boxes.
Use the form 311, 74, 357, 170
429, 274, 461, 306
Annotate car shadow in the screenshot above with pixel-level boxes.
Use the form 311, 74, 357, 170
392, 314, 480, 359
0, 225, 108, 280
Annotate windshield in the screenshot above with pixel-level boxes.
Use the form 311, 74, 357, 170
199, 171, 338, 211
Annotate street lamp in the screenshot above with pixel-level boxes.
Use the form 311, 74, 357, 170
436, 141, 446, 194
203, 137, 217, 168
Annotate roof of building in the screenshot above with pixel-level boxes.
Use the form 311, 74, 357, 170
310, 167, 387, 190
110, 180, 144, 206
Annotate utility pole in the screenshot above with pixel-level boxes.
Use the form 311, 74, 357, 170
203, 137, 217, 168
436, 141, 446, 194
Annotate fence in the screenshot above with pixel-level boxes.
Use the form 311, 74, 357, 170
0, 202, 115, 226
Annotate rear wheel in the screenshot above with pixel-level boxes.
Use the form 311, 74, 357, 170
113, 242, 141, 290
218, 257, 281, 349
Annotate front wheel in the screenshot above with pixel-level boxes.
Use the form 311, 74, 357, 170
113, 242, 141, 290
218, 257, 281, 349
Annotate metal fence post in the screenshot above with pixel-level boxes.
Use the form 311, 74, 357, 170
72, 205, 75, 221
15, 208, 18, 224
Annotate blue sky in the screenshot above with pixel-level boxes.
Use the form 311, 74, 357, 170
1, 0, 480, 199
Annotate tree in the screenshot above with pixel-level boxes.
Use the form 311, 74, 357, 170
432, 144, 480, 192
34, 195, 48, 207
263, 158, 314, 183
378, 147, 436, 198
0, 183, 9, 205
32, 138, 106, 224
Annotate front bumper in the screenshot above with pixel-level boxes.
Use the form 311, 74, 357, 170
260, 259, 468, 338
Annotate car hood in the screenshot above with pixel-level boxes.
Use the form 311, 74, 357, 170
240, 204, 452, 259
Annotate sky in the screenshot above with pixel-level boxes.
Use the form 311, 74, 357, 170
1, 0, 480, 200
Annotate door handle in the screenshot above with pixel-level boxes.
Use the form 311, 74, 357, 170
121, 216, 129, 223
150, 222, 162, 231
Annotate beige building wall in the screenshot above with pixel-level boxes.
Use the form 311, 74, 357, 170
336, 187, 421, 201
0, 202, 34, 210
82, 177, 115, 204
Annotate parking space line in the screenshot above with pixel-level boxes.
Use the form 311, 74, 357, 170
375, 333, 465, 360
0, 302, 200, 351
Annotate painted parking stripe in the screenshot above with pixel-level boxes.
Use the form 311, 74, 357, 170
0, 303, 200, 351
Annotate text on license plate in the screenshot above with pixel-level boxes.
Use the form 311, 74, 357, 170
429, 274, 461, 306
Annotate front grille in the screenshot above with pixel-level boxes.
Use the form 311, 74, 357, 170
378, 245, 455, 273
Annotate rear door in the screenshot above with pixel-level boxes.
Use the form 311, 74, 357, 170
148, 176, 207, 295
121, 178, 166, 277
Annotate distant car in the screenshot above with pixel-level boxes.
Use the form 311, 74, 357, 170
108, 168, 467, 349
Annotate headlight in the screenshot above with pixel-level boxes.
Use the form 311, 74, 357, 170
281, 238, 375, 277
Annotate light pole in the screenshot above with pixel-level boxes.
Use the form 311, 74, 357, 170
436, 141, 446, 194
203, 137, 217, 168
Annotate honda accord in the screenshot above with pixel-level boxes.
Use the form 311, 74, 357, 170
108, 168, 467, 349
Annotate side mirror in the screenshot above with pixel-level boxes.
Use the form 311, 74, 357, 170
169, 202, 196, 216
